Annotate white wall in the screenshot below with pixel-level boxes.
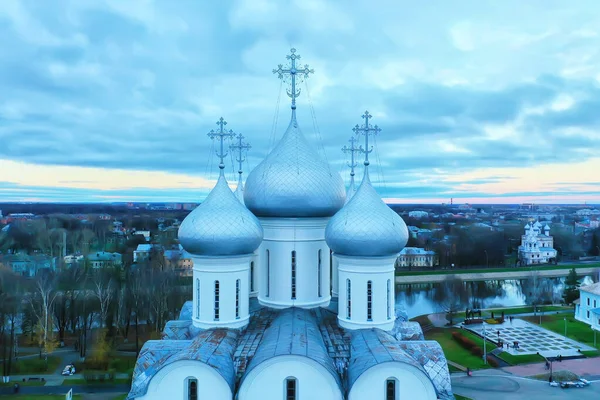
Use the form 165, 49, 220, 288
348, 362, 437, 400
257, 218, 331, 309
238, 355, 342, 400
331, 252, 338, 297
576, 291, 600, 328
191, 254, 250, 330
137, 360, 231, 400
250, 253, 258, 297
336, 254, 396, 331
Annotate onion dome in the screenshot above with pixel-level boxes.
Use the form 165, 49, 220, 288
544, 224, 550, 230
244, 114, 346, 218
345, 175, 357, 204
178, 174, 263, 256
234, 177, 245, 205
524, 223, 531, 229
325, 168, 408, 257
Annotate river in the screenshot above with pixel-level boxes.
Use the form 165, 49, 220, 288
396, 275, 598, 319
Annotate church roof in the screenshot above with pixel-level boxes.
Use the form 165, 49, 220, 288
244, 114, 346, 218
398, 341, 454, 399
242, 307, 341, 388
326, 168, 409, 257
178, 300, 193, 321
178, 173, 263, 256
128, 329, 239, 399
347, 329, 435, 393
580, 282, 600, 296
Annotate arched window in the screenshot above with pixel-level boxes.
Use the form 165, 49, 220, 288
187, 378, 198, 400
291, 251, 297, 300
385, 378, 397, 400
214, 281, 220, 321
346, 279, 352, 319
285, 377, 297, 400
367, 280, 373, 321
195, 278, 200, 319
387, 279, 391, 320
318, 250, 322, 297
329, 250, 333, 296
250, 261, 255, 292
266, 250, 270, 297
235, 279, 241, 319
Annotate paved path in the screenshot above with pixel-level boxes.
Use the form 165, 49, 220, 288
502, 357, 600, 379
452, 369, 600, 400
0, 383, 130, 396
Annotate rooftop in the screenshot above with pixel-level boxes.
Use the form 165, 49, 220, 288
580, 282, 600, 296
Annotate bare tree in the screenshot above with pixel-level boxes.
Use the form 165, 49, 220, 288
28, 273, 59, 365
433, 275, 469, 325
92, 270, 114, 330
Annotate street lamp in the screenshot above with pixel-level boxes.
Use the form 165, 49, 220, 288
482, 322, 487, 365
564, 317, 567, 337
484, 250, 489, 268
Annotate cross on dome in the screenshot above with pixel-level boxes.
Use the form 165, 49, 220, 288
230, 133, 251, 176
207, 117, 237, 173
273, 48, 314, 111
352, 111, 381, 166
341, 136, 363, 178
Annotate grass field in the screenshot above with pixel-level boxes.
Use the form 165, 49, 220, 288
425, 328, 497, 370
453, 305, 572, 320
522, 314, 600, 351
497, 352, 546, 365
62, 378, 130, 385
0, 396, 83, 399
396, 263, 600, 276
454, 395, 474, 400
11, 356, 61, 374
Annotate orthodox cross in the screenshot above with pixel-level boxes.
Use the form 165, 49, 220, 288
207, 117, 236, 173
341, 136, 363, 179
273, 48, 314, 110
353, 111, 381, 166
229, 133, 251, 178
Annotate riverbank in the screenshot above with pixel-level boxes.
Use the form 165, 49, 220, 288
395, 263, 600, 283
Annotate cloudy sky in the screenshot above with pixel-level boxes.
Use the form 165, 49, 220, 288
1, 0, 600, 204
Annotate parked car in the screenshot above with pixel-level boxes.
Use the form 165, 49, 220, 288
61, 364, 76, 376
578, 378, 590, 386
560, 381, 584, 388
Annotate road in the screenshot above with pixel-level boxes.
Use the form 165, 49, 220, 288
452, 370, 600, 400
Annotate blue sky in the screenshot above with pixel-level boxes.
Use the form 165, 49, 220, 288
1, 0, 600, 204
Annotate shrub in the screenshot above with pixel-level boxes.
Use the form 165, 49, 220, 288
486, 355, 499, 367
84, 369, 115, 383
471, 346, 483, 357
451, 332, 477, 350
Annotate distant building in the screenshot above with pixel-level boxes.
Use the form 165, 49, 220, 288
408, 211, 429, 219
576, 208, 600, 216
134, 244, 153, 262
64, 254, 84, 265
87, 252, 122, 268
164, 246, 193, 277
575, 282, 600, 331
517, 221, 557, 266
133, 230, 151, 242
0, 253, 56, 277
396, 247, 438, 268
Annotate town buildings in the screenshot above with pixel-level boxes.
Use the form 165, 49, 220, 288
396, 247, 438, 268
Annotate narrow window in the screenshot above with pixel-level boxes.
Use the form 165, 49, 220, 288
250, 261, 255, 292
214, 281, 220, 321
367, 281, 373, 321
285, 377, 297, 400
291, 250, 297, 300
318, 250, 322, 297
329, 250, 333, 296
196, 278, 200, 319
266, 250, 270, 297
346, 279, 352, 319
386, 378, 396, 400
588, 298, 591, 306
387, 279, 391, 320
188, 378, 198, 400
235, 279, 241, 319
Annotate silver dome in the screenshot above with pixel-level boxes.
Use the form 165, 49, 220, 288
234, 177, 245, 205
179, 174, 263, 256
325, 168, 408, 257
345, 175, 357, 204
244, 113, 346, 218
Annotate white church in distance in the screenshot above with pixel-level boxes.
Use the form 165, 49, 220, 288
127, 49, 452, 400
517, 221, 558, 266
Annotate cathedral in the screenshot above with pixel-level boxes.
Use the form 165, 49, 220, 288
127, 49, 452, 400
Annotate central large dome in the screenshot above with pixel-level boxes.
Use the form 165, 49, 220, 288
244, 114, 346, 218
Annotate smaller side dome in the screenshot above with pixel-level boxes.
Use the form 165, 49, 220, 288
179, 175, 263, 256
326, 169, 408, 257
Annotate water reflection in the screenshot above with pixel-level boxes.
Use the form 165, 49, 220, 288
397, 275, 597, 319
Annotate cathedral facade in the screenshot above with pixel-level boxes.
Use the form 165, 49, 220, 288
127, 49, 452, 400
517, 221, 558, 266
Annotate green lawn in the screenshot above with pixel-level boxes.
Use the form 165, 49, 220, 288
453, 305, 572, 320
111, 395, 128, 400
396, 262, 600, 276
522, 315, 600, 350
497, 352, 545, 365
425, 328, 496, 370
0, 381, 45, 387
63, 378, 130, 385
455, 396, 474, 400
11, 356, 61, 374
